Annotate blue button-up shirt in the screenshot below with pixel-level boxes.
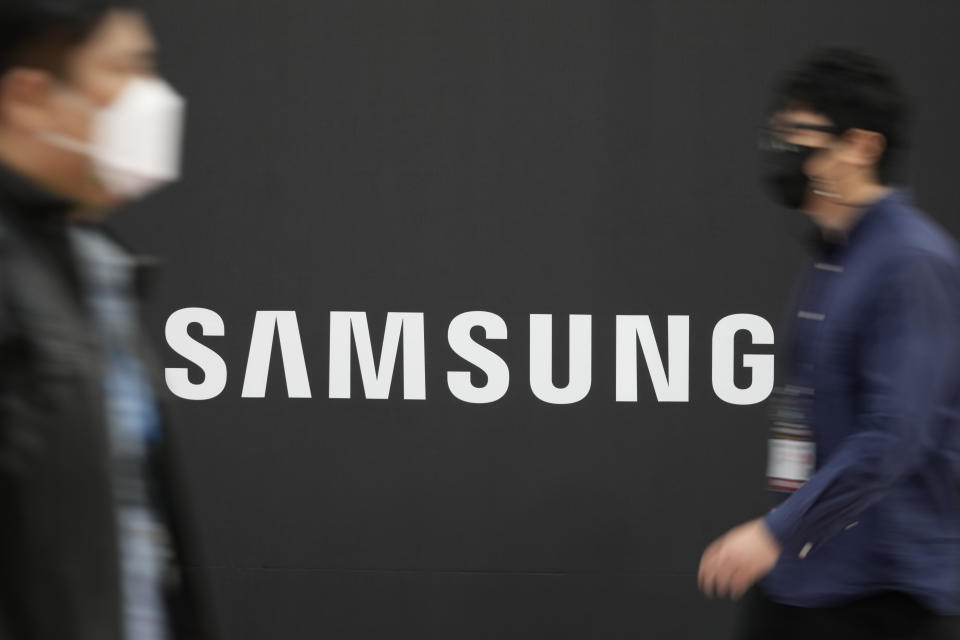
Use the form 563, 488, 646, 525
762, 189, 960, 614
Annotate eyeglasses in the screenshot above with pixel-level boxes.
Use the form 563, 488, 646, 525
758, 123, 839, 152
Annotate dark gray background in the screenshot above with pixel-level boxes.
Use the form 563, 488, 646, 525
115, 1, 960, 637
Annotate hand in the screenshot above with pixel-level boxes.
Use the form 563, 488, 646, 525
697, 518, 782, 600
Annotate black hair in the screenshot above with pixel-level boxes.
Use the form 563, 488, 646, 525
773, 47, 908, 183
0, 0, 140, 78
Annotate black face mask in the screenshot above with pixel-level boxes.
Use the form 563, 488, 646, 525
758, 122, 837, 209
760, 139, 819, 210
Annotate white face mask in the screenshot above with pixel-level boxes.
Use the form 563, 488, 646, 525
39, 77, 186, 200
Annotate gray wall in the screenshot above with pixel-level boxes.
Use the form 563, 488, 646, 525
116, 1, 960, 637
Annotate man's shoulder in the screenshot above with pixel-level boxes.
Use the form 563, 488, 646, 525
897, 197, 957, 252
872, 197, 960, 278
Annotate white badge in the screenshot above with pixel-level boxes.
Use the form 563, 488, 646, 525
767, 438, 815, 492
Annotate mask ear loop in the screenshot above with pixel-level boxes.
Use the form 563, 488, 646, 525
811, 179, 842, 200
34, 84, 100, 158
36, 130, 95, 155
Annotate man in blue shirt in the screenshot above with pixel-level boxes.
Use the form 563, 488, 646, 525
698, 48, 960, 639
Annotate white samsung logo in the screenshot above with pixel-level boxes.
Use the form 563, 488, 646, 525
164, 309, 774, 406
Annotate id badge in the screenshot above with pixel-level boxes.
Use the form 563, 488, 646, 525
767, 438, 815, 492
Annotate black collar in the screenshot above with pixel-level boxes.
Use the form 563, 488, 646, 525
0, 160, 161, 298
0, 160, 76, 224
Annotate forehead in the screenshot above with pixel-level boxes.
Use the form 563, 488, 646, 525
71, 9, 155, 64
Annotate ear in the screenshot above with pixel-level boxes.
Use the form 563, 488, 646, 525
839, 128, 887, 171
0, 68, 57, 133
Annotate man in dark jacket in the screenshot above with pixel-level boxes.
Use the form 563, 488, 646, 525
698, 49, 960, 639
0, 1, 212, 638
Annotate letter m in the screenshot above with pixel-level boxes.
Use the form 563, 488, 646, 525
329, 312, 426, 400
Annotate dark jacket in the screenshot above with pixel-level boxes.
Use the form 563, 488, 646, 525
0, 163, 213, 640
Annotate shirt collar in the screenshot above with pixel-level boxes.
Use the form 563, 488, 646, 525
808, 187, 908, 256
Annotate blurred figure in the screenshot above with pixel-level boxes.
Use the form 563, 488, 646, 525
0, 1, 211, 639
697, 48, 960, 639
